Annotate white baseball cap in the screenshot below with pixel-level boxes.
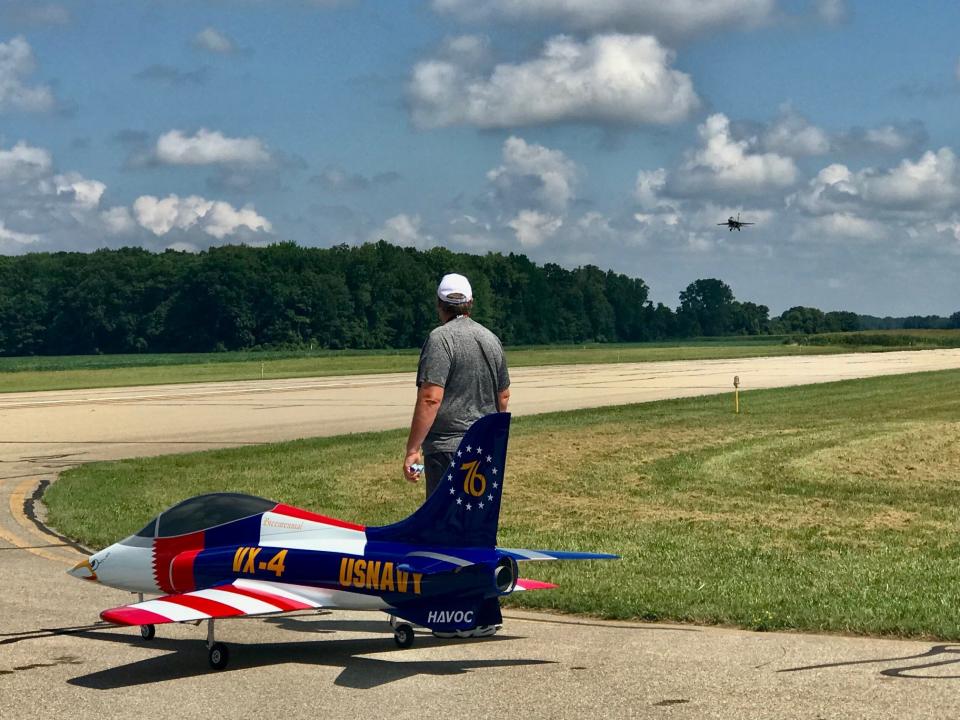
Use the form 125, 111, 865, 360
437, 273, 473, 304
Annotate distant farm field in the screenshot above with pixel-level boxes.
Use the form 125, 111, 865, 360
47, 368, 960, 639
799, 328, 960, 348
0, 337, 852, 394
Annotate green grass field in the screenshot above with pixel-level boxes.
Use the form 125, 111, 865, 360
46, 368, 960, 639
0, 338, 857, 394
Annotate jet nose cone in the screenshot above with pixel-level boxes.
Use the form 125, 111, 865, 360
68, 557, 99, 582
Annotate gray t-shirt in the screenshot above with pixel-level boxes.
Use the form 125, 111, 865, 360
417, 315, 510, 454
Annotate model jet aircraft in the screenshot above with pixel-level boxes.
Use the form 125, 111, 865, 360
68, 412, 617, 669
718, 213, 754, 231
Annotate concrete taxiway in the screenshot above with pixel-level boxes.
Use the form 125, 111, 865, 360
2, 349, 960, 719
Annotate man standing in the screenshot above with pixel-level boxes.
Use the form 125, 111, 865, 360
403, 272, 510, 500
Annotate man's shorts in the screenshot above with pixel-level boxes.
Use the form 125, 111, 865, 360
423, 451, 455, 500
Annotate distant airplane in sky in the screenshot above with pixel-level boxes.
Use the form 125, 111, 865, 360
718, 213, 755, 231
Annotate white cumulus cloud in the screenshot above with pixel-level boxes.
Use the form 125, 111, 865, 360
0, 139, 275, 251
487, 136, 577, 212
796, 150, 960, 214
508, 209, 563, 248
133, 194, 272, 238
863, 125, 919, 152
52, 172, 106, 209
863, 148, 960, 209
789, 163, 860, 215
833, 122, 926, 155
202, 200, 272, 239
935, 217, 960, 243
789, 149, 960, 243
155, 129, 270, 166
409, 33, 699, 129
101, 206, 136, 235
369, 213, 434, 249
0, 218, 39, 247
634, 168, 673, 211
676, 113, 798, 194
479, 137, 579, 248
0, 141, 52, 182
0, 36, 55, 113
810, 212, 884, 240
762, 107, 830, 156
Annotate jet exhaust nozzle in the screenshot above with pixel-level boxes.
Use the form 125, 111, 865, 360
494, 556, 518, 594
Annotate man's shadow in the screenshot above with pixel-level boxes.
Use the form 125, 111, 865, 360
67, 619, 553, 690
780, 644, 960, 679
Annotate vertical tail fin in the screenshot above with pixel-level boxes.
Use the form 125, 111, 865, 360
367, 412, 510, 548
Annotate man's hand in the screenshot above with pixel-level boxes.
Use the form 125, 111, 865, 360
403, 450, 422, 483
403, 382, 444, 484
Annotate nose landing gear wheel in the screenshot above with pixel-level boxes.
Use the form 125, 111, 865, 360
393, 623, 415, 648
139, 624, 156, 640
208, 642, 229, 670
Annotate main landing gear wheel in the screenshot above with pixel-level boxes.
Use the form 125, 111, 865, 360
208, 642, 229, 670
205, 618, 230, 670
139, 624, 156, 640
393, 623, 415, 649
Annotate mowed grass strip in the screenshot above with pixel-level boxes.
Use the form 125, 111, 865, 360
0, 338, 852, 393
46, 368, 960, 638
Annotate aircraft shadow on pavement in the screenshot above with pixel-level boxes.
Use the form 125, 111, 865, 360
779, 644, 960, 680
262, 613, 392, 635
66, 628, 553, 690
263, 612, 699, 635
0, 622, 110, 646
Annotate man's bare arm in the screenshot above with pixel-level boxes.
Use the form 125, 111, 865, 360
498, 387, 510, 412
403, 383, 444, 481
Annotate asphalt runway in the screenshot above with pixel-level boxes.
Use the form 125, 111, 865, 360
3, 349, 960, 719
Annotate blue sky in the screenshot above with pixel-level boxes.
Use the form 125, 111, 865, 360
1, 0, 959, 315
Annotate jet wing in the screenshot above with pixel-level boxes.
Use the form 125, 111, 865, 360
499, 549, 617, 592
100, 578, 321, 626
393, 549, 501, 575
497, 548, 619, 562
396, 547, 619, 573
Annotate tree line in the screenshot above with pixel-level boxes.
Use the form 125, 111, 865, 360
0, 242, 956, 356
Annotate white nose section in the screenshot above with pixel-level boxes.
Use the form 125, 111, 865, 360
70, 544, 159, 593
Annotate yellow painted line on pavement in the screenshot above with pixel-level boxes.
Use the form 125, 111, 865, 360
0, 522, 69, 564
6, 477, 79, 564
0, 521, 37, 554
